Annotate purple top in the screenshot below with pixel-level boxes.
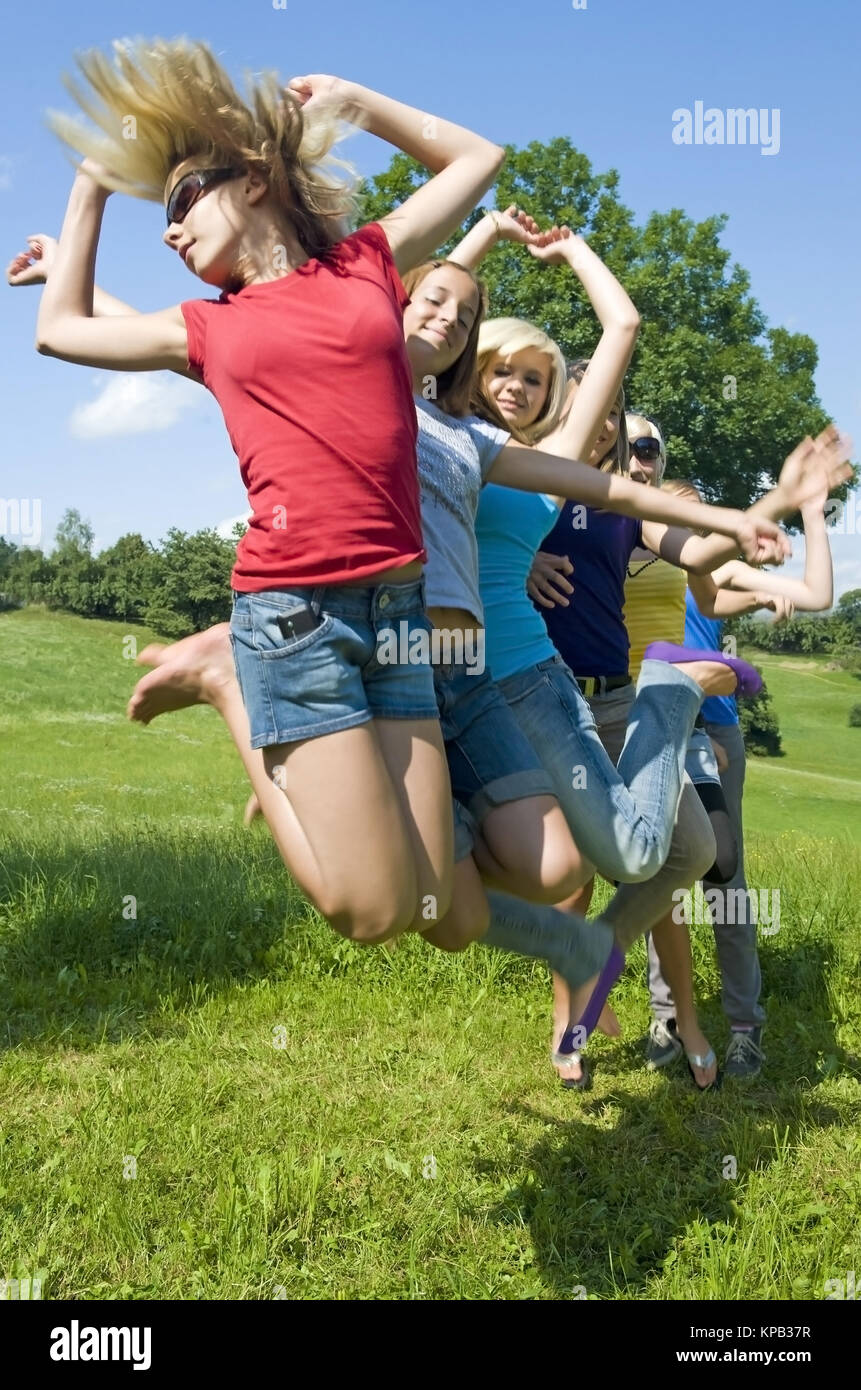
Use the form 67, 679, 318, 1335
539, 503, 642, 677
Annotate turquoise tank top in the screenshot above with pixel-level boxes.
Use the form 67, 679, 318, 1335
476, 482, 560, 680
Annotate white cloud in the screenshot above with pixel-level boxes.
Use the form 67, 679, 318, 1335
215, 511, 250, 539
69, 373, 205, 439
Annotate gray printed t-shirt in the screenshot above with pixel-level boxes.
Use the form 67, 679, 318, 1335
415, 396, 510, 623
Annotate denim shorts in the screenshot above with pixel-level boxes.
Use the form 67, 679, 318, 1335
230, 578, 438, 748
684, 726, 721, 786
433, 660, 555, 860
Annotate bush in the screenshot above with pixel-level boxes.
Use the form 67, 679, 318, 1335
738, 679, 783, 756
849, 704, 861, 728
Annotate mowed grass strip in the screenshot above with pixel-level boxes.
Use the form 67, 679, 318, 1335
0, 608, 859, 1300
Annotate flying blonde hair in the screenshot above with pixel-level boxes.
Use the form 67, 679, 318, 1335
476, 318, 567, 444
47, 38, 358, 258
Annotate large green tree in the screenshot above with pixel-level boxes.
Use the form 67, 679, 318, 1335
143, 527, 235, 637
359, 139, 837, 510
97, 533, 164, 624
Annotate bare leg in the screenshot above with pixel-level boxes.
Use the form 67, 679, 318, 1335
471, 796, 593, 902
129, 627, 452, 941
651, 912, 717, 1088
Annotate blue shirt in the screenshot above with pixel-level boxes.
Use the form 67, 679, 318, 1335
476, 483, 559, 680
539, 504, 642, 677
684, 587, 738, 725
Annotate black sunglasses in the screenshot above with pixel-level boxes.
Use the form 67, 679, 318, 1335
631, 436, 662, 462
166, 168, 243, 227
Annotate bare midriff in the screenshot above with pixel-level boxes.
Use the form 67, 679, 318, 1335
340, 559, 424, 587
427, 606, 484, 639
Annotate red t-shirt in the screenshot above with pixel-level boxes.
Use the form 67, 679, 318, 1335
181, 222, 425, 590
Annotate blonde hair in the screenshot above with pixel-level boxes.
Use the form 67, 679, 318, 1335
661, 477, 701, 503
661, 477, 708, 536
476, 318, 567, 444
47, 38, 358, 257
626, 411, 667, 486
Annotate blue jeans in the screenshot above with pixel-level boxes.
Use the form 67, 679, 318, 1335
498, 655, 705, 883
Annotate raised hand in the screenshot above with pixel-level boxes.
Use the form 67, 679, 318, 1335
527, 224, 587, 266
777, 426, 854, 513
490, 204, 543, 246
285, 74, 357, 118
734, 514, 791, 567
6, 234, 58, 286
756, 593, 796, 622
527, 551, 574, 608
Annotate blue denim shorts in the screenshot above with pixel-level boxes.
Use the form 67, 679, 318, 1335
230, 579, 438, 748
685, 726, 721, 787
433, 660, 555, 860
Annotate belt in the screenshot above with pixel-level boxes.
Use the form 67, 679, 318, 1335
574, 674, 631, 697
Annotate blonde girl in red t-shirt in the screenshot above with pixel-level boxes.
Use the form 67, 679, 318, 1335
22, 37, 508, 948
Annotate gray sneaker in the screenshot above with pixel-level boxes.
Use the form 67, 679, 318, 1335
725, 1027, 765, 1078
645, 1017, 683, 1070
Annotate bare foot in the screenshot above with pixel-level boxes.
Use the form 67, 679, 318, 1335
127, 623, 236, 725
675, 1017, 718, 1089
553, 1049, 587, 1084
673, 660, 738, 698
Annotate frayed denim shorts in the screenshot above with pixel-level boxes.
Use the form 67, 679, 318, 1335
230, 578, 438, 748
433, 659, 555, 860
684, 726, 721, 787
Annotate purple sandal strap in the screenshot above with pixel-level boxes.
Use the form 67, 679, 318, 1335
555, 944, 625, 1057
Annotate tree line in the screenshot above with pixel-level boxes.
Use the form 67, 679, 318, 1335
0, 511, 242, 638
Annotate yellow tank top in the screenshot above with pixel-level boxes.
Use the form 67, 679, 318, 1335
623, 554, 687, 681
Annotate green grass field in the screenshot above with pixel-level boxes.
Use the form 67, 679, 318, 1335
1, 607, 859, 1301
741, 653, 861, 843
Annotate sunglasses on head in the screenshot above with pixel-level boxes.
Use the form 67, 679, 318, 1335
166, 168, 242, 227
631, 436, 662, 462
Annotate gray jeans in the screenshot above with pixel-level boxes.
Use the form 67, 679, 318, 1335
647, 719, 765, 1027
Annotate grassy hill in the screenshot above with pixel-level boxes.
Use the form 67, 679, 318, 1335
0, 607, 859, 1301
741, 652, 861, 843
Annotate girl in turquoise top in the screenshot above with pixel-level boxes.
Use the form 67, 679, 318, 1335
452, 209, 850, 1081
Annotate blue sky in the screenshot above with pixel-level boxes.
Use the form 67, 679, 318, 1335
2, 0, 859, 599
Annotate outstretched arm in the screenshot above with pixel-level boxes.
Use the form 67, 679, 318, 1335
487, 442, 784, 564
641, 430, 852, 573
287, 76, 504, 275
710, 495, 834, 611
10, 233, 146, 316
34, 164, 190, 373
